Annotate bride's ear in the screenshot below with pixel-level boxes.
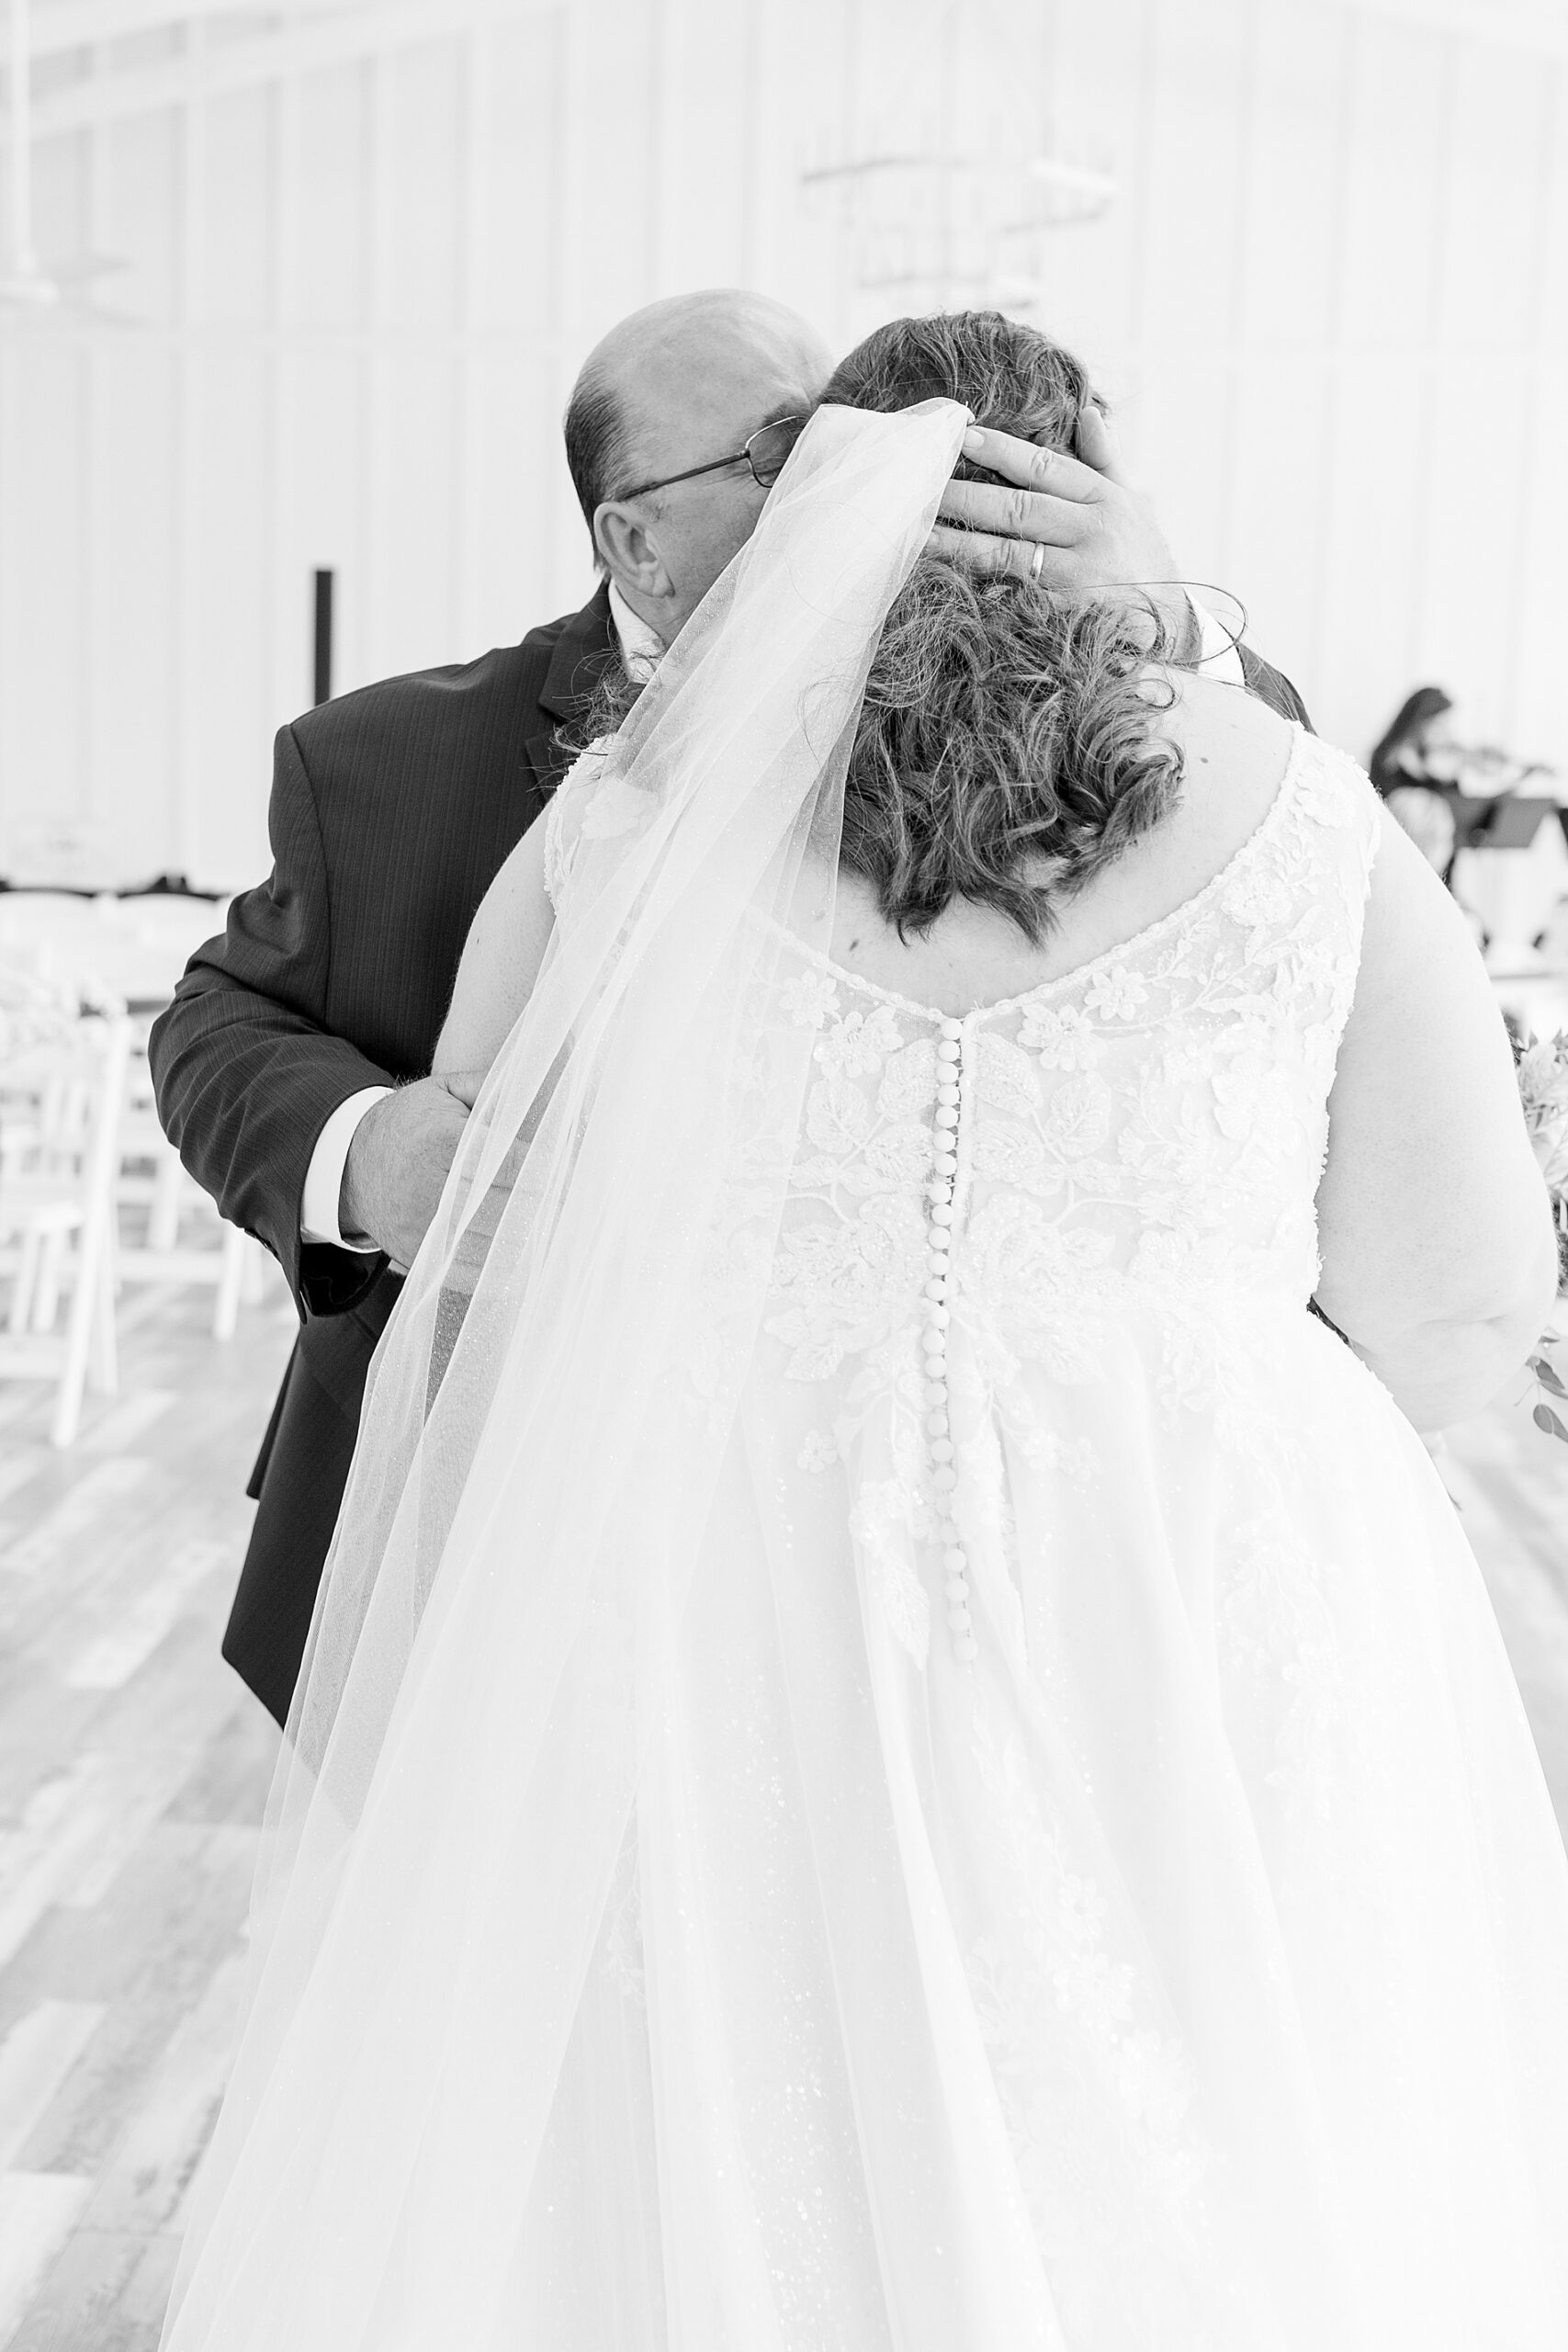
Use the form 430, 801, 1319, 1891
593, 502, 674, 601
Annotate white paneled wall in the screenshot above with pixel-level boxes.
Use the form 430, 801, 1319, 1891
0, 0, 1563, 888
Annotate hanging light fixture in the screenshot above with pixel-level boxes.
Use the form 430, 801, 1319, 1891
1, 0, 55, 306
1, 0, 134, 321
797, 0, 1115, 312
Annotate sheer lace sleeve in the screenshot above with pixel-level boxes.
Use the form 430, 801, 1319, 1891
542, 742, 614, 908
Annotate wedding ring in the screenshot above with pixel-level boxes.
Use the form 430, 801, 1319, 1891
1027, 541, 1045, 586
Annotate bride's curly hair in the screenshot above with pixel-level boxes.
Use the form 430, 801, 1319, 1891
823, 311, 1182, 941
570, 311, 1184, 943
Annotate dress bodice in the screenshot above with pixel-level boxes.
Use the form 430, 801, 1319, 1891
547, 724, 1381, 1383
755, 727, 1380, 1382
547, 725, 1382, 1679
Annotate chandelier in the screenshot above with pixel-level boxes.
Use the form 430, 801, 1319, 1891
800, 143, 1115, 311
796, 0, 1115, 313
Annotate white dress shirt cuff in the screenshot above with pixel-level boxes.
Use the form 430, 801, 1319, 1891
1190, 597, 1246, 687
300, 1085, 393, 1250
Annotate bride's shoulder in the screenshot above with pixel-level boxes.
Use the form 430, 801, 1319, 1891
550, 738, 616, 816
1154, 665, 1293, 766
543, 740, 616, 904
1145, 667, 1297, 856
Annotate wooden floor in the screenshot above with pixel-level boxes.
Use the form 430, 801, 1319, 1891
0, 1287, 1564, 2350
0, 1283, 292, 2352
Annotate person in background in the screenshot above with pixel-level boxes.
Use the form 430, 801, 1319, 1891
1370, 685, 1459, 796
1383, 782, 1458, 876
1371, 684, 1560, 888
1372, 684, 1551, 801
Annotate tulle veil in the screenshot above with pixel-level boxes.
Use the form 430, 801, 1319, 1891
159, 398, 971, 2349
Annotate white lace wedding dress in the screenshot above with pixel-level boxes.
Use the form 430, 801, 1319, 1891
527, 722, 1568, 2348
162, 405, 1568, 2352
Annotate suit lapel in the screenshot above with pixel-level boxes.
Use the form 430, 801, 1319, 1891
523, 582, 616, 795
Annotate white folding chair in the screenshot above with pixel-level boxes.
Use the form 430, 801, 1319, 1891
0, 889, 224, 1014
113, 1036, 270, 1340
0, 1016, 132, 1445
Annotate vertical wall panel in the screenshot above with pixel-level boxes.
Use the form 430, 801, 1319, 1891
186, 348, 272, 885
195, 86, 274, 326
570, 0, 661, 338
1418, 359, 1534, 742
1140, 0, 1252, 353
278, 58, 366, 700
658, 0, 754, 289
1118, 360, 1240, 601
480, 14, 575, 614
171, 58, 206, 881
1240, 1, 1349, 349
28, 125, 93, 264
87, 342, 178, 865
1224, 356, 1333, 684
747, 0, 851, 345
470, 11, 564, 336
104, 109, 179, 324
464, 356, 559, 644
265, 75, 300, 772
384, 40, 465, 333
293, 65, 371, 330
2, 0, 1566, 888
279, 348, 364, 705
377, 356, 461, 679
1337, 14, 1449, 350
1540, 66, 1568, 353
360, 49, 396, 705
1315, 354, 1434, 760
0, 345, 89, 858
1040, 0, 1154, 360
1440, 40, 1550, 350
544, 0, 664, 608
1511, 359, 1568, 766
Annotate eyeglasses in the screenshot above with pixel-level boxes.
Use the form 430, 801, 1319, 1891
616, 414, 807, 503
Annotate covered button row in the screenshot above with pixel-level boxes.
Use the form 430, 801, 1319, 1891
926, 1016, 977, 1666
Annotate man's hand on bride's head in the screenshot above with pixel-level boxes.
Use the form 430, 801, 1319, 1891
930, 410, 1181, 616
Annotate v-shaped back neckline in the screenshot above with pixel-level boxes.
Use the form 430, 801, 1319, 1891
780, 722, 1310, 1027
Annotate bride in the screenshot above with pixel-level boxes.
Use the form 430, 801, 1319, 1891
163, 312, 1568, 2350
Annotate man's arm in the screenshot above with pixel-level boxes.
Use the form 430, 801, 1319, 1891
150, 721, 399, 1316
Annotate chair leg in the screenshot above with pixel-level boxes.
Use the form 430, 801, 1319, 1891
51, 1242, 96, 1448
149, 1147, 184, 1252
34, 1231, 63, 1331
214, 1223, 245, 1340
51, 1018, 130, 1449
88, 1249, 118, 1396
10, 1228, 39, 1333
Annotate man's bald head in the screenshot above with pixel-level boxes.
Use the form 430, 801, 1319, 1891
563, 290, 835, 633
566, 290, 833, 543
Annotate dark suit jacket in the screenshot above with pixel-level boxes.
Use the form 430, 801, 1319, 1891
150, 583, 616, 1724
152, 584, 1310, 1727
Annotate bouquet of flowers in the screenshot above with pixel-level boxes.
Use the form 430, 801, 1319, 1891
1517, 1028, 1568, 1439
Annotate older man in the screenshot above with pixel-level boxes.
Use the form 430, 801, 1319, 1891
152, 287, 1305, 1725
